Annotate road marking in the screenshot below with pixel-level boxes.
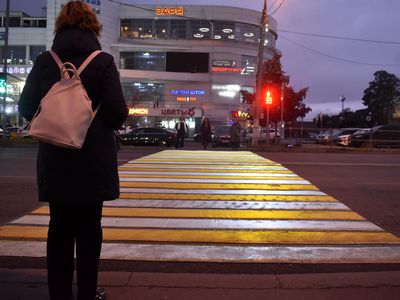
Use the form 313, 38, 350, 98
31, 206, 364, 220
0, 150, 399, 263
12, 215, 381, 231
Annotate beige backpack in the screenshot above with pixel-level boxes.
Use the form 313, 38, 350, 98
29, 50, 101, 149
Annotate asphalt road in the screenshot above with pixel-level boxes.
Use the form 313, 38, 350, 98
1, 146, 399, 239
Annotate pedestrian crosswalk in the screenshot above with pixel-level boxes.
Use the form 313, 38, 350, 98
0, 150, 400, 263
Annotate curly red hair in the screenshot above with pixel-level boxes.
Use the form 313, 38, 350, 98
55, 1, 101, 36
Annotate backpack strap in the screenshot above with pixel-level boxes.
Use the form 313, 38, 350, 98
77, 50, 102, 75
49, 50, 63, 69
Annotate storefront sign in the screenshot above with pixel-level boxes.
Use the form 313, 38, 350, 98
0, 66, 32, 75
155, 6, 184, 16
161, 108, 196, 117
212, 67, 241, 73
177, 96, 197, 102
232, 110, 250, 119
171, 89, 205, 95
212, 60, 237, 68
128, 108, 149, 115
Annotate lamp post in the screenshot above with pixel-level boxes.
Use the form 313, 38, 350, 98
340, 95, 346, 112
1, 0, 10, 139
251, 0, 268, 146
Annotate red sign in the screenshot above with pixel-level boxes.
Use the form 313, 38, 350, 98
212, 67, 241, 73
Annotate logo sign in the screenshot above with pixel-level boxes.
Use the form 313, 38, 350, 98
161, 108, 195, 117
0, 66, 32, 75
232, 111, 249, 119
212, 60, 237, 68
212, 67, 241, 73
171, 89, 205, 95
128, 108, 149, 115
155, 6, 184, 16
177, 97, 197, 102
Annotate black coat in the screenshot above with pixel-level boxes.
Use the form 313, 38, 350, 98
18, 28, 128, 203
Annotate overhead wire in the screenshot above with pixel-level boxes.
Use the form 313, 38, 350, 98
279, 29, 400, 45
269, 0, 286, 16
279, 35, 400, 67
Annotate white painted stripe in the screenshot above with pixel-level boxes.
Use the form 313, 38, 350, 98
118, 171, 299, 177
120, 188, 327, 195
119, 178, 311, 184
11, 215, 381, 231
119, 165, 287, 170
1, 241, 400, 263
129, 161, 280, 166
106, 200, 346, 210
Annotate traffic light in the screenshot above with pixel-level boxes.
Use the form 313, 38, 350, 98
265, 90, 273, 105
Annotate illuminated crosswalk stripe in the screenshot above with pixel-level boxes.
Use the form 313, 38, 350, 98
11, 215, 382, 231
0, 225, 398, 244
119, 193, 336, 202
106, 199, 347, 210
120, 188, 326, 195
31, 206, 364, 220
119, 171, 300, 177
119, 178, 311, 184
0, 150, 399, 264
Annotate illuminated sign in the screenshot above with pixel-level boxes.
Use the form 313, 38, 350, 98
0, 66, 32, 75
161, 108, 195, 117
212, 67, 241, 73
155, 6, 184, 16
232, 111, 250, 119
171, 89, 205, 95
212, 60, 237, 68
177, 97, 197, 102
128, 108, 149, 115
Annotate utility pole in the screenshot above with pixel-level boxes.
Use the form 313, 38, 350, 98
251, 0, 268, 147
1, 0, 10, 139
280, 82, 284, 140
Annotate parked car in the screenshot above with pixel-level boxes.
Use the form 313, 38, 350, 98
316, 128, 341, 144
331, 128, 362, 146
118, 127, 176, 147
211, 125, 231, 147
244, 126, 280, 143
349, 125, 400, 148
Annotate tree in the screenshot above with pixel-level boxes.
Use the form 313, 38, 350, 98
241, 52, 311, 124
362, 70, 400, 125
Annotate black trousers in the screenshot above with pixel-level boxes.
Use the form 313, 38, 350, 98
47, 202, 103, 300
176, 134, 185, 148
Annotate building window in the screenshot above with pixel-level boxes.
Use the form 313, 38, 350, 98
120, 52, 166, 71
170, 20, 187, 38
121, 82, 165, 108
29, 46, 46, 63
166, 52, 209, 73
241, 55, 256, 76
190, 20, 211, 39
0, 46, 26, 65
155, 20, 168, 39
9, 17, 21, 27
213, 21, 235, 40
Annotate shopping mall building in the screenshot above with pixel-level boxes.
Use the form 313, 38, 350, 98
0, 0, 278, 135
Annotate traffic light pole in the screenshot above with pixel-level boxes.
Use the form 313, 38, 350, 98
1, 0, 10, 139
251, 0, 268, 147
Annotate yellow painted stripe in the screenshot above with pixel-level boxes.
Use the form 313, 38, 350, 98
119, 174, 305, 180
124, 164, 285, 169
1, 226, 399, 245
119, 182, 318, 190
119, 193, 337, 202
118, 168, 294, 173
32, 206, 363, 220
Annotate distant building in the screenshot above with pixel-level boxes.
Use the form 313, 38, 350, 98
1, 1, 279, 134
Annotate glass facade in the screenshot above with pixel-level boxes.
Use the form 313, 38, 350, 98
120, 52, 166, 71
120, 19, 275, 46
0, 46, 27, 65
121, 82, 165, 108
29, 45, 46, 63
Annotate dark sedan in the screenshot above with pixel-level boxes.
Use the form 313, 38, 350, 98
118, 127, 176, 147
349, 125, 400, 148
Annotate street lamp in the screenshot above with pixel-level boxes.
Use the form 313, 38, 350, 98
340, 95, 346, 112
251, 0, 268, 146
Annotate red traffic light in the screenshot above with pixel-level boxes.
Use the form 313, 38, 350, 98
265, 90, 273, 105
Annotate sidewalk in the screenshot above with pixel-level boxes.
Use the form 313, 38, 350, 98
1, 268, 400, 300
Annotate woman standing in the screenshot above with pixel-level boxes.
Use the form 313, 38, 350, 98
200, 117, 212, 149
230, 120, 242, 150
18, 2, 128, 299
175, 116, 188, 149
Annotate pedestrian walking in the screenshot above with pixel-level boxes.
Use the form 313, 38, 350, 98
200, 117, 212, 150
175, 116, 188, 149
18, 2, 128, 300
230, 120, 242, 150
